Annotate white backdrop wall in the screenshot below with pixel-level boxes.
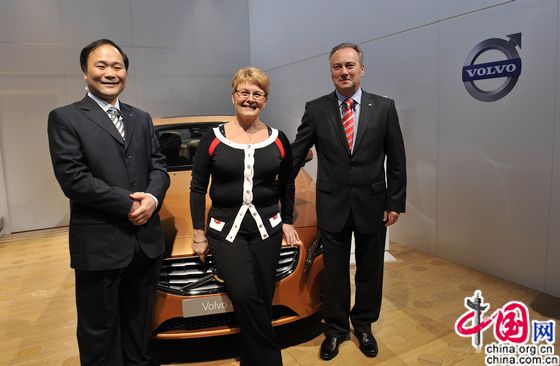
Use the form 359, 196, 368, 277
0, 0, 250, 233
249, 0, 560, 297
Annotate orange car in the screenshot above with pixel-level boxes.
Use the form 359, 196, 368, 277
151, 116, 324, 339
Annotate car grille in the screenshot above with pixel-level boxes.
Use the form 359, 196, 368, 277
153, 305, 298, 334
158, 246, 300, 296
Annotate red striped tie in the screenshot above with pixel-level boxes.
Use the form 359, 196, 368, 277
342, 98, 354, 150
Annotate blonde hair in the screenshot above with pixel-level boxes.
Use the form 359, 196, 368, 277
231, 66, 270, 97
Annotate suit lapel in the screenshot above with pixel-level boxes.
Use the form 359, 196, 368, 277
78, 96, 125, 146
120, 103, 136, 149
325, 92, 352, 155
353, 92, 375, 152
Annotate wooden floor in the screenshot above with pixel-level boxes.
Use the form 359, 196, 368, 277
1, 228, 559, 365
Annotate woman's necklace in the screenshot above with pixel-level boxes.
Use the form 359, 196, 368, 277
232, 120, 263, 143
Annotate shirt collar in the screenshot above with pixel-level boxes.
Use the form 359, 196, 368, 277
87, 91, 121, 113
335, 89, 362, 106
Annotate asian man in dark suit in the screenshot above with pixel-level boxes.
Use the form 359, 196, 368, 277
47, 39, 169, 365
291, 42, 406, 360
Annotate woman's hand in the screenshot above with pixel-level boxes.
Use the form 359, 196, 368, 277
282, 224, 300, 246
192, 229, 209, 262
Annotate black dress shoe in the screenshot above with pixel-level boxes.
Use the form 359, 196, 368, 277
320, 334, 348, 360
355, 331, 378, 357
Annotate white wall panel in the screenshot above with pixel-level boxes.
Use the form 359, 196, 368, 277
0, 0, 61, 44
135, 75, 199, 119
195, 75, 238, 115
131, 47, 197, 117
260, 55, 333, 179
0, 90, 69, 231
130, 0, 196, 48
437, 0, 514, 20
59, 0, 133, 46
192, 0, 250, 61
263, 58, 332, 138
0, 44, 65, 74
0, 148, 7, 235
249, 0, 510, 71
0, 43, 69, 233
436, 0, 557, 292
360, 29, 439, 254
59, 44, 88, 106
546, 1, 560, 297
250, 0, 438, 71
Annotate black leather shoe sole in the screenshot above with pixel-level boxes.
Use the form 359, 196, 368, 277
320, 334, 350, 361
359, 344, 378, 357
320, 350, 338, 361
355, 332, 378, 358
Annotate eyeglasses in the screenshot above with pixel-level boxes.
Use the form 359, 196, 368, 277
235, 89, 266, 101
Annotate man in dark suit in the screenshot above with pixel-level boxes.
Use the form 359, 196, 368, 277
291, 42, 406, 360
48, 39, 169, 365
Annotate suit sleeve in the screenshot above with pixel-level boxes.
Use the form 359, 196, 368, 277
277, 131, 295, 224
47, 109, 133, 217
145, 114, 170, 210
384, 100, 407, 213
290, 102, 316, 177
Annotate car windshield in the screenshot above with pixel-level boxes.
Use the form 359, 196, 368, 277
156, 122, 222, 171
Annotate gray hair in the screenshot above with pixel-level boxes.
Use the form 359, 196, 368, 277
329, 42, 364, 65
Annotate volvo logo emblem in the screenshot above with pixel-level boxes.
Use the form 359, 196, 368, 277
462, 33, 522, 102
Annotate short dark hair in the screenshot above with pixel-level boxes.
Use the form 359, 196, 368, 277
79, 39, 129, 72
329, 42, 364, 65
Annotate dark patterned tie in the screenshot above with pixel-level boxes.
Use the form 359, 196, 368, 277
107, 107, 125, 140
342, 99, 354, 150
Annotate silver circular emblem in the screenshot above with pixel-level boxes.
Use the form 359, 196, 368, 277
462, 33, 522, 102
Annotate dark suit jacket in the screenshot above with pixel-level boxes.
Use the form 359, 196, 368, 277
292, 90, 406, 233
48, 95, 170, 270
